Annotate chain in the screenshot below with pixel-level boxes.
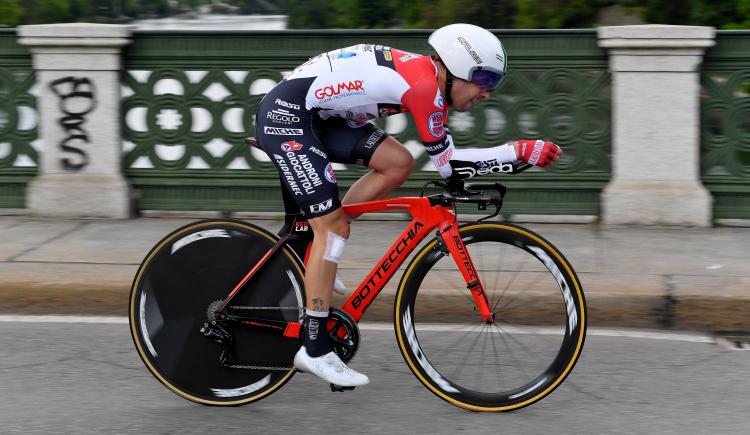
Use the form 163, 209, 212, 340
229, 306, 303, 311
219, 305, 303, 370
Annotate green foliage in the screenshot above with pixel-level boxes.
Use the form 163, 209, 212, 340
514, 0, 597, 28
339, 0, 395, 28
0, 0, 24, 26
7, 0, 750, 29
416, 0, 517, 29
642, 0, 691, 24
21, 0, 70, 24
284, 0, 336, 28
689, 0, 739, 27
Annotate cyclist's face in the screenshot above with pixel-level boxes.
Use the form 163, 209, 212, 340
451, 79, 491, 112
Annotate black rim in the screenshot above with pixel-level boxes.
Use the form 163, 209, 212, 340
129, 220, 305, 405
395, 224, 585, 411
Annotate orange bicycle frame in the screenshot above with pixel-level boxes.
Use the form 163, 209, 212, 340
336, 197, 492, 323
221, 195, 495, 339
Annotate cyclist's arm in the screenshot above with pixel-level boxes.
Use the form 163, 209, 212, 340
420, 129, 563, 178
404, 72, 561, 178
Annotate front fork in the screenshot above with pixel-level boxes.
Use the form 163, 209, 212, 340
437, 224, 495, 324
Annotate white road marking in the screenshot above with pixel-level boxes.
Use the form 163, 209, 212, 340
0, 315, 718, 344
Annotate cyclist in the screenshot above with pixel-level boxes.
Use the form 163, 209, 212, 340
255, 23, 562, 387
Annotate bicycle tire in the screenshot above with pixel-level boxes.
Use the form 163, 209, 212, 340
129, 219, 306, 406
394, 223, 586, 411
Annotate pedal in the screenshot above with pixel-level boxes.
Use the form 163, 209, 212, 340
330, 383, 356, 392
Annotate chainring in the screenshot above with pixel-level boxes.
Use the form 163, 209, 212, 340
327, 308, 360, 363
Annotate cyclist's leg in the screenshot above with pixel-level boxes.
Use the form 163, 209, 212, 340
319, 120, 415, 216
256, 92, 368, 387
304, 208, 349, 314
342, 136, 415, 206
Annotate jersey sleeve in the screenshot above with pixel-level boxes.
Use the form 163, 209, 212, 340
401, 65, 519, 179
401, 73, 455, 177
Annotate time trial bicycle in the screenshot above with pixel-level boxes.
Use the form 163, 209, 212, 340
129, 140, 586, 412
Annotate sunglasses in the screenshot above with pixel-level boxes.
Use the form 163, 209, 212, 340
469, 69, 504, 91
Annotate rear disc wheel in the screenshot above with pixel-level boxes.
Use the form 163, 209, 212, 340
129, 219, 306, 406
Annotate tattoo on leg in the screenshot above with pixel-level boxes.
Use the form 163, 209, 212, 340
312, 298, 326, 311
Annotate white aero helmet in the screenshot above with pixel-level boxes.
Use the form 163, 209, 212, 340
428, 23, 507, 91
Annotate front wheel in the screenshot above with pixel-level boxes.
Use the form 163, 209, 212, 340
394, 223, 586, 411
129, 219, 306, 406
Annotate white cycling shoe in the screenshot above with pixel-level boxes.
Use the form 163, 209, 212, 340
293, 346, 369, 387
333, 275, 347, 295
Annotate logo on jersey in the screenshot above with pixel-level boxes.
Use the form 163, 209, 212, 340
267, 108, 300, 124
275, 98, 300, 111
365, 130, 385, 149
425, 142, 447, 154
428, 112, 445, 138
335, 52, 357, 59
281, 140, 303, 152
384, 50, 392, 61
399, 53, 419, 63
434, 89, 444, 109
324, 163, 336, 183
314, 80, 365, 101
309, 198, 334, 214
452, 160, 514, 178
272, 154, 303, 196
437, 148, 454, 167
284, 152, 322, 194
346, 111, 369, 128
378, 105, 400, 117
264, 126, 303, 136
309, 146, 327, 159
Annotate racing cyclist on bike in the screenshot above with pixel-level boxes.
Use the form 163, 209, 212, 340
255, 23, 562, 388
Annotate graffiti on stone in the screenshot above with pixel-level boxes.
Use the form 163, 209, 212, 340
49, 77, 97, 170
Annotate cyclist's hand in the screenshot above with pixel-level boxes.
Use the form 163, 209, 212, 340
516, 140, 562, 167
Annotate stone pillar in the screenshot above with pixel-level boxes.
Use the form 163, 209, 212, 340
598, 25, 715, 226
18, 23, 132, 218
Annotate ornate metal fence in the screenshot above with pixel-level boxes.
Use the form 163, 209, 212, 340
122, 29, 611, 215
701, 31, 750, 219
0, 29, 37, 208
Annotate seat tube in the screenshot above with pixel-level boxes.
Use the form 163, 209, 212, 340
440, 224, 494, 323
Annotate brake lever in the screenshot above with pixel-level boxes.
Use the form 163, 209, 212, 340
478, 203, 501, 222
420, 180, 448, 197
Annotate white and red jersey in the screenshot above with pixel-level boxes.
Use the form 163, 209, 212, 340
286, 44, 516, 177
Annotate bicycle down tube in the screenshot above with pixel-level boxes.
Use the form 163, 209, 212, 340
339, 197, 493, 323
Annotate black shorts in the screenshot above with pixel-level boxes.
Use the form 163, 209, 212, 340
255, 77, 389, 219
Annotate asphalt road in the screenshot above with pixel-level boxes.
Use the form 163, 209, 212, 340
0, 318, 747, 434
